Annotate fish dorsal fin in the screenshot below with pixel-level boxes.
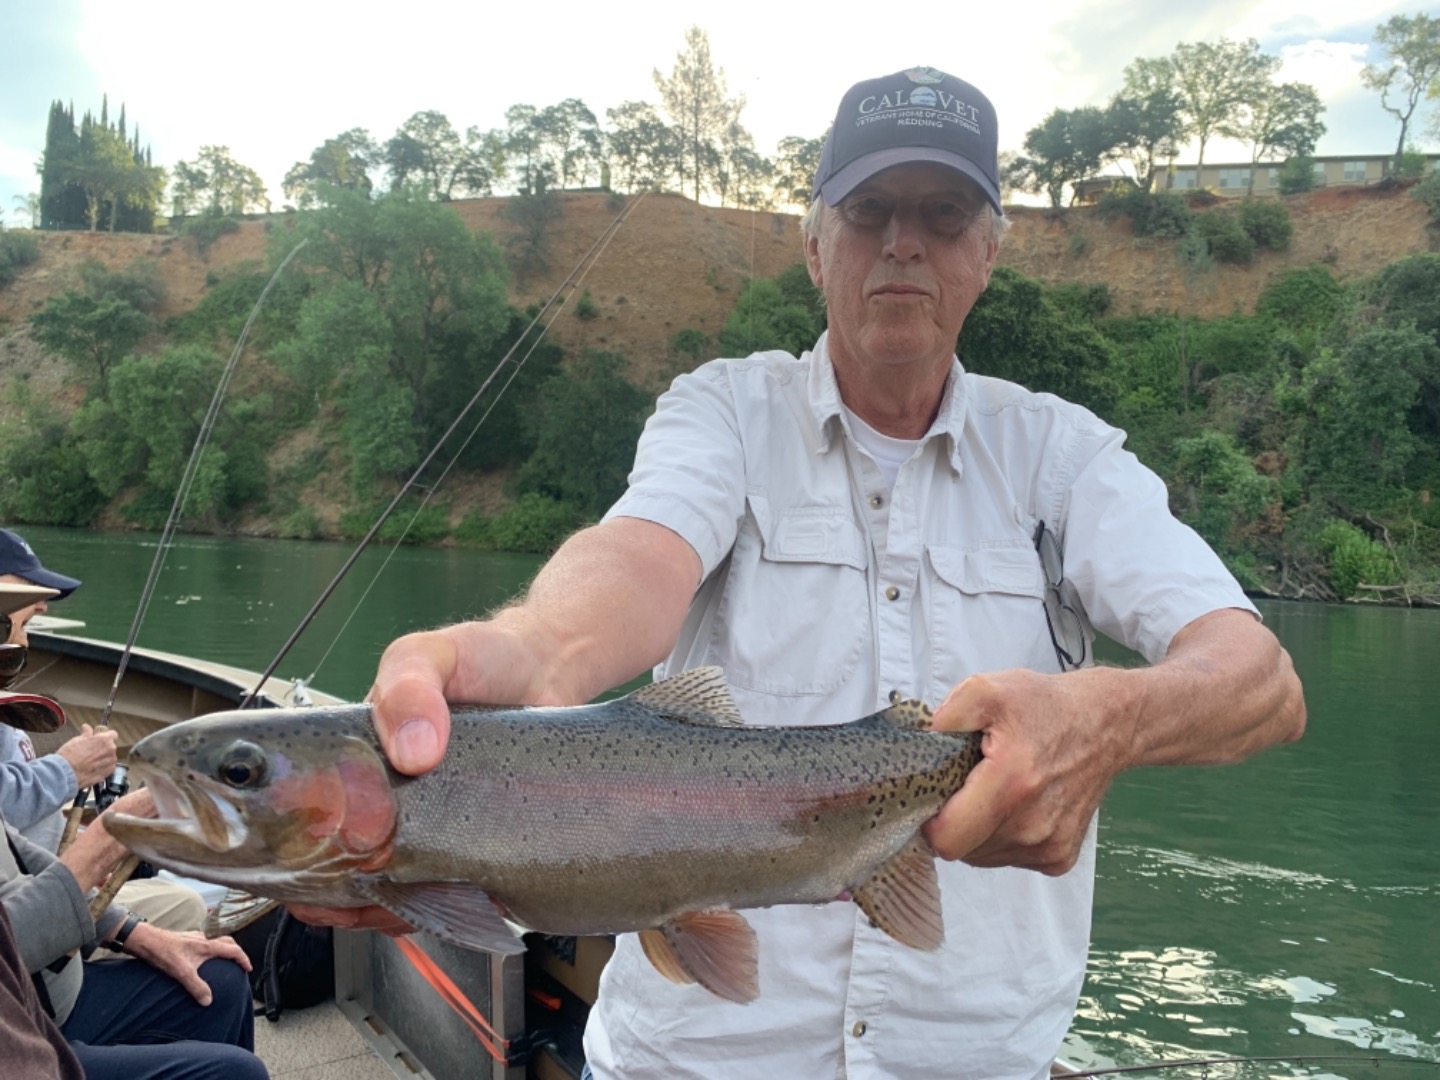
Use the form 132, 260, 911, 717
851, 834, 944, 950
353, 878, 527, 956
872, 699, 933, 731
628, 667, 744, 727
638, 907, 758, 1003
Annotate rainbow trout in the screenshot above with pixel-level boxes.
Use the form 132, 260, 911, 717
108, 667, 980, 1002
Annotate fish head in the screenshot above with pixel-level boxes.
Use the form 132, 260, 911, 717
107, 705, 398, 896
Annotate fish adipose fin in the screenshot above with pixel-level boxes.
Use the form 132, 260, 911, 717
354, 878, 527, 956
637, 907, 758, 1003
628, 667, 744, 727
851, 834, 945, 950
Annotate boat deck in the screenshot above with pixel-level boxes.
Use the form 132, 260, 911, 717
255, 1002, 396, 1080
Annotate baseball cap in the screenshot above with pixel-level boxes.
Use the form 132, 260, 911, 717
812, 66, 1001, 212
0, 529, 82, 599
0, 583, 59, 615
0, 690, 65, 733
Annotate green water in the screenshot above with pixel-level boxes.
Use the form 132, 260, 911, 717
15, 526, 1439, 1077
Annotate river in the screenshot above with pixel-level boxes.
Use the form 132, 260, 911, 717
14, 525, 1439, 1078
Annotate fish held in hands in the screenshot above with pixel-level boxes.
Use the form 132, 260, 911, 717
106, 667, 981, 1003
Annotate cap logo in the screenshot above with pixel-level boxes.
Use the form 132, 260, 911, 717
905, 67, 946, 85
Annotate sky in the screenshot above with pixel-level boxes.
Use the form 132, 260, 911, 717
0, 0, 1433, 221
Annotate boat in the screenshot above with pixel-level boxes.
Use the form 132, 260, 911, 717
17, 617, 606, 1080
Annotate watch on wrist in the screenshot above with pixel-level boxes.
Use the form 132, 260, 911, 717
105, 911, 147, 953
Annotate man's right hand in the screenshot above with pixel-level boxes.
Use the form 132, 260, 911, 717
57, 724, 119, 788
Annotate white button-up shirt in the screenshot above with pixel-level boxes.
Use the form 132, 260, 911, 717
588, 333, 1255, 1079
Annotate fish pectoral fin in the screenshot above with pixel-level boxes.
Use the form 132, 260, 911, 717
638, 908, 758, 1004
354, 878, 526, 956
851, 834, 945, 950
205, 891, 280, 938
628, 667, 745, 727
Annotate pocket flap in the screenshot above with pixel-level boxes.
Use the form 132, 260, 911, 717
753, 500, 867, 569
928, 545, 1044, 597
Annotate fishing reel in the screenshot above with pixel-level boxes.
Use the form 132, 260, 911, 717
94, 762, 130, 812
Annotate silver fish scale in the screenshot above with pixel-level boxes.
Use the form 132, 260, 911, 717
384, 699, 981, 937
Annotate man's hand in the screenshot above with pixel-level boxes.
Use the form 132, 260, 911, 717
59, 788, 156, 891
120, 924, 252, 1006
368, 630, 462, 776
922, 667, 1135, 876
57, 724, 119, 788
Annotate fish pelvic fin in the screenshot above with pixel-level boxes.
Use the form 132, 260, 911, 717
628, 666, 744, 727
638, 907, 758, 1004
354, 878, 526, 957
851, 834, 945, 951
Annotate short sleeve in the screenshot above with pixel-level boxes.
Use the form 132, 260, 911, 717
1062, 426, 1258, 663
603, 361, 748, 578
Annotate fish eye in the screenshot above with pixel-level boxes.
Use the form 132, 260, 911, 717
217, 741, 268, 789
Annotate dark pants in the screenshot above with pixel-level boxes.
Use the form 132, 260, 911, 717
60, 957, 267, 1080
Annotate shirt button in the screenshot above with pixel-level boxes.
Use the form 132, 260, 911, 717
888, 689, 902, 704
869, 495, 884, 509
884, 586, 900, 601
852, 1020, 868, 1038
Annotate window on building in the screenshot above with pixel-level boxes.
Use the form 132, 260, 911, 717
1268, 168, 1281, 188
1171, 169, 1197, 190
1313, 162, 1327, 186
1342, 161, 1367, 183
1218, 168, 1250, 190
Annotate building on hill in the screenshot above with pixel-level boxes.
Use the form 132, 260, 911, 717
1074, 153, 1440, 204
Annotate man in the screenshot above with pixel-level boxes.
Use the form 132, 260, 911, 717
297, 68, 1305, 1078
1, 781, 268, 1079
0, 527, 208, 934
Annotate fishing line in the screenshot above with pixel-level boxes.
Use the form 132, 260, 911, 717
297, 200, 636, 689
241, 191, 648, 705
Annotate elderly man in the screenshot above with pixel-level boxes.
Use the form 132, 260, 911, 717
298, 67, 1305, 1078
0, 528, 208, 937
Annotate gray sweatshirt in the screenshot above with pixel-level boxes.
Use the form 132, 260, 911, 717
1, 819, 127, 1026
0, 726, 75, 852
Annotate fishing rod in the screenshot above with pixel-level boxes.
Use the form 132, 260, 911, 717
239, 189, 647, 706
1054, 1053, 1440, 1076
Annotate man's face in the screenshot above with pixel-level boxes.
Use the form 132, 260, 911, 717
805, 163, 999, 377
0, 574, 46, 646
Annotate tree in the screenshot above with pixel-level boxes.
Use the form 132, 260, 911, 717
535, 99, 602, 188
1169, 38, 1280, 172
1362, 14, 1440, 170
38, 98, 162, 232
605, 101, 680, 192
382, 111, 494, 200
30, 290, 151, 389
1228, 82, 1326, 194
171, 146, 270, 216
654, 26, 741, 202
283, 129, 378, 208
773, 134, 825, 210
1109, 57, 1186, 192
1008, 106, 1115, 207
10, 193, 40, 228
503, 105, 547, 195
710, 113, 772, 208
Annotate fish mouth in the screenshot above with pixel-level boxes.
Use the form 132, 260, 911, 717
111, 763, 250, 855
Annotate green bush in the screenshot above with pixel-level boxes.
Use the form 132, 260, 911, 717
574, 289, 599, 320
0, 231, 40, 288
1397, 151, 1428, 179
455, 494, 581, 554
1317, 520, 1398, 599
1096, 189, 1193, 239
1239, 199, 1292, 252
1276, 156, 1317, 196
183, 213, 240, 255
1411, 173, 1440, 224
1257, 266, 1342, 334
1194, 210, 1255, 265
279, 507, 323, 540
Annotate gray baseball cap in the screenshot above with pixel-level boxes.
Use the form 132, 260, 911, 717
812, 66, 1001, 211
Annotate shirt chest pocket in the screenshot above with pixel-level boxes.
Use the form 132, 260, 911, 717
710, 503, 870, 697
925, 544, 1055, 682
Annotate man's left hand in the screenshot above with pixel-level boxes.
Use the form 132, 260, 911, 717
922, 667, 1134, 876
120, 924, 252, 1006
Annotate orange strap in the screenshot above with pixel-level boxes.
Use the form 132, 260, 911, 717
393, 935, 510, 1064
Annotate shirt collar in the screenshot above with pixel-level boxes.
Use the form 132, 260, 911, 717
808, 331, 971, 475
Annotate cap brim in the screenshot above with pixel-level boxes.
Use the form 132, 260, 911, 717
0, 583, 61, 616
0, 692, 65, 734
818, 147, 1002, 213
19, 567, 81, 600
